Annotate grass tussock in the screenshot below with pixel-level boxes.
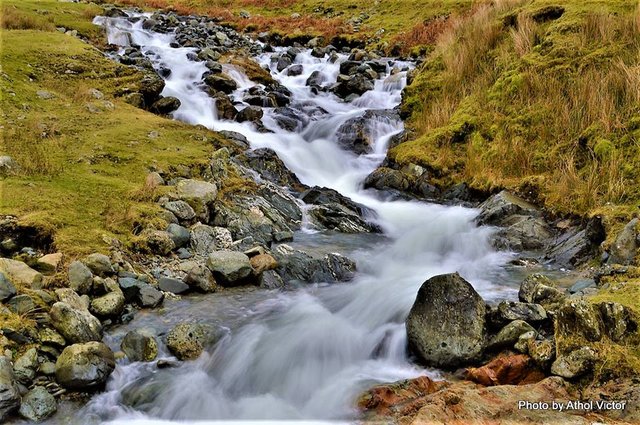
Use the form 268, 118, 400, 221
393, 1, 640, 216
1, 5, 56, 31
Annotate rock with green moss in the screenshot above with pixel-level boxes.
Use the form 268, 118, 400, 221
488, 320, 536, 350
165, 323, 214, 360
182, 261, 217, 293
55, 342, 115, 389
608, 218, 638, 266
518, 274, 566, 306
90, 290, 125, 317
18, 386, 56, 421
527, 338, 556, 370
206, 251, 253, 286
50, 301, 103, 343
551, 346, 596, 379
190, 223, 233, 255
82, 253, 114, 277
121, 330, 158, 362
142, 230, 175, 255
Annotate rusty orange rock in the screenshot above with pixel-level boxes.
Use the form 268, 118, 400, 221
465, 354, 544, 386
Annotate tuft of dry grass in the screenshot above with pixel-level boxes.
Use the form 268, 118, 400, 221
0, 5, 56, 31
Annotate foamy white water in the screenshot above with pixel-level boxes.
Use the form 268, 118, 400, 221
82, 13, 515, 424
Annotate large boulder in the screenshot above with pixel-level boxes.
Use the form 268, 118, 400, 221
18, 386, 56, 421
150, 96, 181, 114
206, 251, 253, 286
234, 148, 302, 189
273, 245, 356, 284
0, 258, 43, 288
0, 357, 20, 422
364, 167, 411, 193
406, 273, 487, 368
204, 73, 237, 94
55, 342, 115, 389
545, 216, 605, 266
49, 301, 103, 343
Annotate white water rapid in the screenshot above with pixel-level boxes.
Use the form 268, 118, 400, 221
81, 13, 518, 425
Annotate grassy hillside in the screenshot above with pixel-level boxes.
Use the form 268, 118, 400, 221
392, 0, 640, 220
0, 0, 232, 255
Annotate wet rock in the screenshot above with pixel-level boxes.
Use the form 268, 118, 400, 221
336, 110, 400, 155
13, 347, 38, 384
121, 330, 158, 362
332, 74, 375, 98
139, 74, 165, 105
0, 258, 43, 288
487, 320, 536, 350
0, 272, 16, 302
466, 354, 543, 386
0, 357, 20, 421
138, 284, 164, 308
301, 186, 370, 216
286, 64, 303, 76
19, 386, 56, 421
55, 342, 115, 389
90, 290, 125, 317
608, 218, 638, 265
104, 7, 128, 18
166, 223, 190, 248
206, 251, 253, 286
305, 70, 324, 88
551, 346, 596, 379
364, 167, 410, 192
158, 277, 189, 294
518, 274, 566, 306
150, 96, 181, 114
165, 323, 213, 360
204, 73, 237, 94
190, 223, 233, 255
82, 253, 114, 277
236, 105, 263, 123
307, 204, 379, 233
68, 260, 93, 294
260, 269, 284, 289
273, 245, 356, 284
545, 216, 605, 266
406, 273, 487, 368
182, 262, 217, 292
276, 55, 292, 72
234, 148, 302, 188
213, 93, 238, 120
50, 301, 103, 343
219, 130, 250, 150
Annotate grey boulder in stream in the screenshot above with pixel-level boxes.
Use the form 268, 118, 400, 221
406, 273, 487, 368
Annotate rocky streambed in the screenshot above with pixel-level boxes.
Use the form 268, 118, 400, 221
1, 5, 639, 425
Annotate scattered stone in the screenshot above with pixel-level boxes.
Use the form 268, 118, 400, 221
19, 386, 57, 421
55, 342, 115, 389
236, 105, 263, 123
204, 73, 237, 94
555, 299, 603, 342
182, 262, 217, 292
90, 290, 125, 317
158, 277, 189, 294
488, 320, 536, 350
82, 253, 114, 277
163, 200, 196, 222
13, 347, 38, 384
527, 338, 556, 369
36, 252, 62, 274
406, 273, 487, 368
121, 330, 158, 362
143, 230, 175, 255
166, 223, 190, 248
38, 327, 66, 347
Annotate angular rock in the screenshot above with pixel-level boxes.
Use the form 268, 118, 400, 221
182, 262, 217, 292
13, 347, 38, 384
68, 260, 93, 295
6, 294, 35, 314
0, 258, 43, 288
158, 277, 189, 294
249, 253, 278, 275
555, 300, 603, 342
406, 273, 487, 368
488, 320, 536, 350
608, 218, 638, 265
0, 357, 20, 422
163, 200, 196, 222
166, 223, 191, 248
527, 338, 556, 369
55, 342, 115, 389
598, 301, 630, 342
206, 251, 253, 286
49, 302, 102, 343
36, 252, 62, 274
273, 245, 356, 284
495, 301, 547, 324
121, 330, 158, 362
236, 105, 263, 123
150, 96, 181, 114
551, 347, 597, 379
38, 327, 65, 347
143, 230, 175, 255
234, 148, 302, 188
190, 223, 233, 255
19, 386, 56, 421
335, 110, 400, 155
0, 272, 16, 302
175, 179, 218, 205
204, 73, 237, 94
364, 167, 411, 192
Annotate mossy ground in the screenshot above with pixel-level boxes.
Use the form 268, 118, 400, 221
0, 0, 236, 256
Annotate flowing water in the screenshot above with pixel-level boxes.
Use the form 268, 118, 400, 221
71, 13, 539, 424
